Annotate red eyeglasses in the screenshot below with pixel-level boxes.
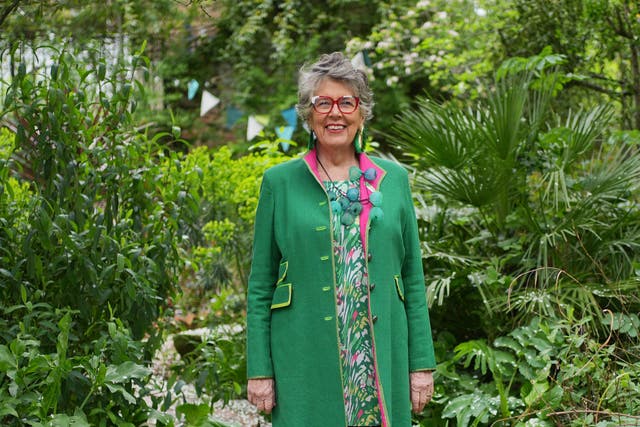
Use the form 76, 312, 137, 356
311, 95, 360, 114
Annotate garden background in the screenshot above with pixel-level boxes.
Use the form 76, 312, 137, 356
1, 0, 639, 426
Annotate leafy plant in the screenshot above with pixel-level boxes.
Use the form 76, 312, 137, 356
394, 55, 640, 332
433, 315, 640, 426
396, 54, 640, 425
169, 320, 247, 412
0, 45, 200, 423
177, 144, 288, 306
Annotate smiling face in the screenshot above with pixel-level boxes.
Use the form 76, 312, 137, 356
309, 78, 365, 154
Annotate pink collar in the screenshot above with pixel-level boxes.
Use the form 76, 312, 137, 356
303, 148, 386, 250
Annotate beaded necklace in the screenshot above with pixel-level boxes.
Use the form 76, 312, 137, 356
316, 153, 384, 226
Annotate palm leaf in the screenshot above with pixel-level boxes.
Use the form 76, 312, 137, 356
392, 98, 479, 169
482, 74, 529, 161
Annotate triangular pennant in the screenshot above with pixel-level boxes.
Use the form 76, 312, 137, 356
275, 125, 295, 141
187, 79, 199, 100
351, 51, 367, 71
226, 105, 244, 129
281, 107, 298, 129
200, 90, 220, 116
362, 50, 372, 67
247, 115, 265, 140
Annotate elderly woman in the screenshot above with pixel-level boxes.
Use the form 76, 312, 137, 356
246, 52, 436, 427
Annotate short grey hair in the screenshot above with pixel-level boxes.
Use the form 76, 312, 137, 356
296, 52, 374, 123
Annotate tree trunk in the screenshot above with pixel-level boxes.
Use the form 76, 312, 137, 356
630, 39, 640, 130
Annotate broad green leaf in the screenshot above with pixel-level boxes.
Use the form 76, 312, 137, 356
0, 345, 17, 372
524, 381, 548, 406
105, 383, 136, 405
542, 385, 563, 408
105, 361, 150, 384
175, 403, 210, 423
117, 253, 125, 273
0, 404, 19, 418
494, 336, 522, 353
147, 408, 174, 425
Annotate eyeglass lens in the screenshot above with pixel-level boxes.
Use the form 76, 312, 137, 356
312, 96, 359, 114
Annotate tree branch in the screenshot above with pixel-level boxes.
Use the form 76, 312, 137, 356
564, 79, 629, 98
0, 0, 21, 29
547, 409, 640, 420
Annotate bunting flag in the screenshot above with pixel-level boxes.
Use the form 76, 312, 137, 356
363, 50, 372, 67
281, 107, 298, 129
247, 115, 265, 141
351, 51, 367, 71
275, 125, 294, 141
275, 125, 295, 152
187, 79, 199, 100
200, 90, 220, 117
225, 105, 244, 129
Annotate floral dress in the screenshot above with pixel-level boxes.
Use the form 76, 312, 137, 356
328, 180, 381, 426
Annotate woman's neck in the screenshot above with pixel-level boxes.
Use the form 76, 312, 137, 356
316, 146, 358, 181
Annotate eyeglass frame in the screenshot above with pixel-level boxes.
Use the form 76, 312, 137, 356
310, 95, 360, 114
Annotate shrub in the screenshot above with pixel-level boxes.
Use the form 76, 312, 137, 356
0, 45, 197, 423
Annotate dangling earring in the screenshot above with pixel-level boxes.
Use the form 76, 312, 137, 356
354, 126, 366, 153
308, 131, 316, 150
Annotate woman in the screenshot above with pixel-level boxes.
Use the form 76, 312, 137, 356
246, 52, 436, 427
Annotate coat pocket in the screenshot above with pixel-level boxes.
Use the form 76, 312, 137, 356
271, 283, 292, 309
394, 275, 405, 302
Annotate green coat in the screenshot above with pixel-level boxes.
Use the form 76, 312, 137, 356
247, 150, 436, 427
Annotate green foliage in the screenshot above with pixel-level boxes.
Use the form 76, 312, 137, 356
175, 323, 247, 407
175, 403, 231, 427
394, 63, 640, 335
0, 46, 196, 423
1, 0, 179, 48
1, 46, 189, 343
397, 58, 640, 424
434, 316, 640, 426
3, 2, 640, 426
0, 304, 159, 425
347, 0, 502, 97
503, 0, 640, 128
178, 144, 289, 302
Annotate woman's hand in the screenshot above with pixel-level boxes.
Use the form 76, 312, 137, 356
410, 371, 434, 413
247, 378, 276, 414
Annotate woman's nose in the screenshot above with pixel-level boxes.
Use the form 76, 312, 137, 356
328, 102, 342, 116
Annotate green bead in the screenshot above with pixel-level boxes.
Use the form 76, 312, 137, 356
370, 206, 384, 221
341, 212, 355, 226
369, 191, 383, 207
348, 201, 362, 215
349, 166, 362, 182
347, 188, 360, 202
364, 167, 377, 181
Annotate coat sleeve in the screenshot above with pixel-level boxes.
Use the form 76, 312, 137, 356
246, 172, 281, 379
400, 171, 437, 371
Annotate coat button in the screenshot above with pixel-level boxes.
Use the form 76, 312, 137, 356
372, 315, 378, 324
367, 253, 372, 262
369, 282, 375, 291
